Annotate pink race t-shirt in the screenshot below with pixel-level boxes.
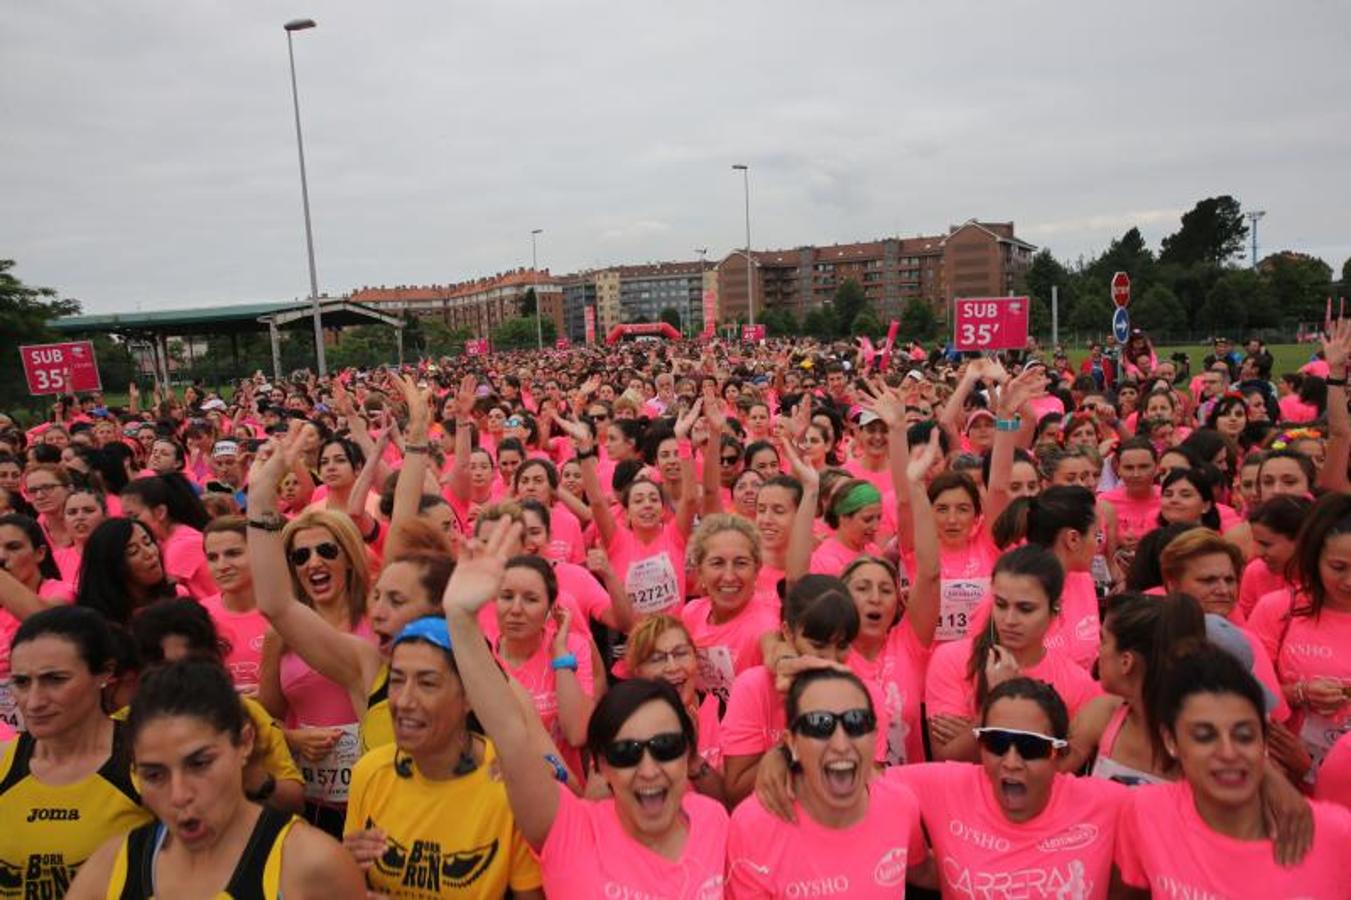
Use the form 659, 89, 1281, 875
680, 598, 779, 705
887, 763, 1127, 900
808, 535, 881, 578
198, 594, 268, 692
925, 637, 1102, 720
1239, 557, 1291, 618
726, 777, 926, 899
721, 666, 890, 764
1115, 780, 1351, 898
1278, 394, 1319, 423
1098, 487, 1160, 548
553, 560, 614, 626
608, 520, 688, 617
280, 619, 376, 729
847, 620, 930, 766
969, 571, 1101, 672
538, 785, 728, 900
1314, 731, 1351, 811
160, 524, 216, 600
921, 534, 1001, 643
546, 501, 586, 565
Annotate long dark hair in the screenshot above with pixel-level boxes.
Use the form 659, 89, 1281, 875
966, 545, 1065, 709
1291, 493, 1351, 619
0, 513, 61, 582
121, 473, 210, 531
76, 518, 177, 625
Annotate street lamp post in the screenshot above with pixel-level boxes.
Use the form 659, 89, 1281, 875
531, 229, 544, 350
283, 18, 326, 376
695, 248, 708, 338
731, 164, 754, 325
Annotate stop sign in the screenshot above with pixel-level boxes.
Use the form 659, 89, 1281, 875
1111, 271, 1131, 308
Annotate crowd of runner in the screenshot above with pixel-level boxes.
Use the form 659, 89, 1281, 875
0, 325, 1349, 898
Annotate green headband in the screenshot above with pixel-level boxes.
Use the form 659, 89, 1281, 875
833, 482, 883, 518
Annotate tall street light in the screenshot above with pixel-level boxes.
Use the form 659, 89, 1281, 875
531, 229, 545, 350
283, 18, 326, 376
731, 164, 754, 325
695, 248, 708, 338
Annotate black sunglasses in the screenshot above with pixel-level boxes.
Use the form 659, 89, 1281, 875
720, 455, 741, 466
288, 542, 341, 566
972, 727, 1067, 760
602, 731, 688, 768
790, 708, 876, 740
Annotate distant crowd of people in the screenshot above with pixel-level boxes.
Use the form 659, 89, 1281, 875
0, 324, 1348, 898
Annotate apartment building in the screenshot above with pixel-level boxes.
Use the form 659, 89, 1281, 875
350, 269, 564, 339
715, 220, 1034, 324
559, 262, 719, 341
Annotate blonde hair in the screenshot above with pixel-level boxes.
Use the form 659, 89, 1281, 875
1159, 528, 1244, 588
281, 509, 370, 627
688, 513, 762, 569
625, 614, 693, 672
475, 500, 524, 533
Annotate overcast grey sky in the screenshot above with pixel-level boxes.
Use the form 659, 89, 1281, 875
3, 1, 1348, 314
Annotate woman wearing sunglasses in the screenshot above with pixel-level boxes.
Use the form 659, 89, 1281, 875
341, 616, 545, 899
446, 517, 727, 899
727, 667, 931, 898
626, 614, 725, 801
925, 545, 1101, 762
721, 574, 888, 806
1114, 647, 1349, 898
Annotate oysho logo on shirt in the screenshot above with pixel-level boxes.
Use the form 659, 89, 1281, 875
784, 875, 849, 897
1285, 642, 1333, 660
873, 847, 908, 887
1036, 823, 1099, 853
1155, 874, 1225, 900
948, 819, 1011, 852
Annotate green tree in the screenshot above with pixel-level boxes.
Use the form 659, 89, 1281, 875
491, 316, 556, 351
898, 297, 938, 342
1130, 284, 1188, 336
327, 324, 399, 370
421, 319, 474, 358
759, 307, 799, 337
1262, 252, 1333, 327
802, 305, 839, 339
90, 335, 139, 392
1066, 290, 1114, 338
1342, 256, 1351, 287
1197, 270, 1261, 335
1155, 261, 1224, 329
832, 279, 866, 337
1024, 249, 1074, 337
517, 287, 537, 318
1159, 196, 1249, 266
659, 307, 682, 331
850, 306, 885, 337
0, 259, 82, 416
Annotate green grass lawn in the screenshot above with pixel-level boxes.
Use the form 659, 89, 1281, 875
1063, 343, 1319, 379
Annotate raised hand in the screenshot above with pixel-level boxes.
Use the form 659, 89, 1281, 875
779, 427, 819, 490
856, 378, 907, 430
1321, 317, 1351, 373
454, 373, 478, 419
674, 397, 703, 440
249, 422, 304, 486
905, 427, 942, 483
442, 515, 521, 615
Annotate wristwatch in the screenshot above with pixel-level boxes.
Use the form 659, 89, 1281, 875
247, 512, 286, 532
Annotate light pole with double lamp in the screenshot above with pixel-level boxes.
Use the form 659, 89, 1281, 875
531, 229, 544, 350
731, 164, 754, 326
283, 18, 327, 376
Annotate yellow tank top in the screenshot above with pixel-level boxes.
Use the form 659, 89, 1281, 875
105, 805, 296, 899
0, 723, 152, 898
358, 664, 392, 755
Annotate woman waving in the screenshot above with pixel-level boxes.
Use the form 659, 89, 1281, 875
445, 517, 729, 900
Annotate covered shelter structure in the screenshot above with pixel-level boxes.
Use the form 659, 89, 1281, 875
48, 298, 404, 383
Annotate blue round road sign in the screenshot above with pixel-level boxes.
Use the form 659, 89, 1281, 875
1112, 307, 1130, 344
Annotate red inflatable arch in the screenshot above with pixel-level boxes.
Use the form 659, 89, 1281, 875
604, 322, 682, 345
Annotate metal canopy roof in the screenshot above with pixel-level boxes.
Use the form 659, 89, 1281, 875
49, 298, 404, 337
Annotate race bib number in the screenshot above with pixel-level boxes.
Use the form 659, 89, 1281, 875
300, 723, 360, 805
0, 678, 22, 731
1299, 713, 1350, 787
936, 578, 989, 642
625, 552, 679, 615
695, 645, 737, 704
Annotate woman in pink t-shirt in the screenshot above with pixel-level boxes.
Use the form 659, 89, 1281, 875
52, 488, 105, 583
758, 676, 1129, 899
512, 457, 589, 565
1250, 493, 1351, 789
120, 473, 216, 599
727, 667, 931, 898
517, 499, 634, 635
807, 479, 883, 577
1257, 447, 1317, 501
1062, 592, 1208, 785
1114, 647, 1351, 898
444, 520, 729, 900
926, 545, 1101, 761
1099, 438, 1161, 568
0, 513, 74, 725
1240, 495, 1309, 617
626, 615, 727, 802
198, 517, 268, 693
680, 515, 780, 706
492, 555, 595, 767
571, 405, 698, 618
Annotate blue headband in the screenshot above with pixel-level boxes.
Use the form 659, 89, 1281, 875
393, 616, 453, 653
